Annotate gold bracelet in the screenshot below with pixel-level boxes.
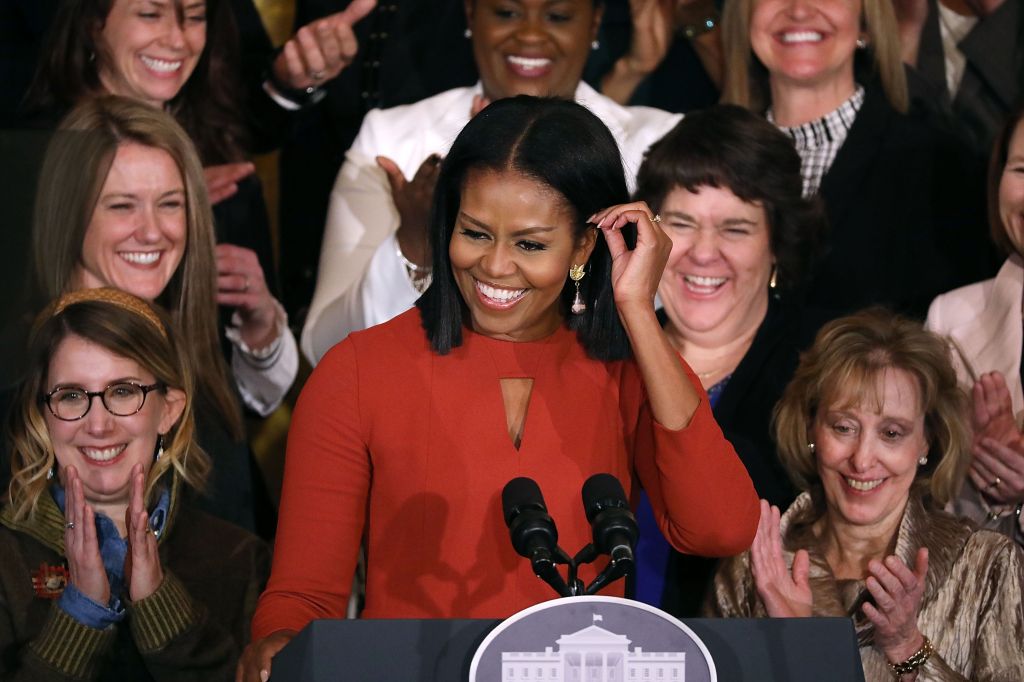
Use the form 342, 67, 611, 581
887, 636, 933, 679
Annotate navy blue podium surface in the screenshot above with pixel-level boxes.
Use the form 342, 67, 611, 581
270, 617, 864, 681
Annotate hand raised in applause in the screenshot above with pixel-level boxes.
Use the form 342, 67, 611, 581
124, 463, 163, 601
216, 244, 281, 351
750, 499, 812, 617
204, 162, 256, 205
862, 549, 929, 666
63, 466, 111, 606
588, 201, 672, 313
272, 0, 376, 92
969, 372, 1024, 505
377, 154, 443, 267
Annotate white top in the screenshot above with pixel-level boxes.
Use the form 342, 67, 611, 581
225, 299, 299, 416
301, 82, 682, 364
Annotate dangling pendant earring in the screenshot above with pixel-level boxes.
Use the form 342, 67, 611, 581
155, 435, 165, 462
46, 466, 54, 481
569, 263, 586, 314
769, 265, 778, 290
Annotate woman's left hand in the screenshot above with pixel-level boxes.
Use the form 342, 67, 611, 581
971, 437, 1024, 505
124, 463, 163, 602
589, 201, 671, 311
271, 0, 376, 91
862, 548, 929, 665
216, 244, 280, 350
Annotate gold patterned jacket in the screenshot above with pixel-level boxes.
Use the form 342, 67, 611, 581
706, 492, 1024, 681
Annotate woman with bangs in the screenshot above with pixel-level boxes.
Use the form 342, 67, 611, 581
0, 288, 267, 681
708, 309, 1024, 681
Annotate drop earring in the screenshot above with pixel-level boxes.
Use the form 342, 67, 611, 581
46, 466, 54, 481
856, 37, 867, 49
769, 265, 778, 290
569, 263, 586, 314
155, 435, 165, 462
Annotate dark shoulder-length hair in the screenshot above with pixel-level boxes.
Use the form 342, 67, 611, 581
417, 96, 632, 361
23, 0, 246, 164
635, 104, 825, 291
988, 106, 1024, 257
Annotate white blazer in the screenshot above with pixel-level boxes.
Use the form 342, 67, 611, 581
300, 82, 682, 364
925, 255, 1024, 544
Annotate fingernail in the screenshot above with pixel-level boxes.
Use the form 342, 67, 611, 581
260, 671, 270, 682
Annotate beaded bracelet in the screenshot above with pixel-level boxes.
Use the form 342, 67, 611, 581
887, 636, 933, 680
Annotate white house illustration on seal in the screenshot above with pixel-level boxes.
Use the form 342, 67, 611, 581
501, 614, 686, 681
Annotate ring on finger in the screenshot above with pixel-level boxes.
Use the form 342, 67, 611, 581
242, 275, 250, 293
650, 214, 661, 223
990, 477, 1002, 489
66, 521, 75, 530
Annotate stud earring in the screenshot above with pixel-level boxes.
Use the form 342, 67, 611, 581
769, 265, 778, 290
856, 37, 867, 49
807, 442, 816, 454
464, 28, 472, 39
591, 39, 600, 51
918, 455, 928, 466
569, 263, 586, 314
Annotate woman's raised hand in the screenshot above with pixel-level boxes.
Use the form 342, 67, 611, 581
588, 201, 672, 312
63, 466, 110, 606
272, 0, 376, 92
750, 499, 812, 618
237, 630, 299, 682
124, 463, 163, 602
216, 244, 281, 351
969, 372, 1024, 504
862, 548, 929, 665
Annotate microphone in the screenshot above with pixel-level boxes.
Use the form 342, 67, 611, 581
578, 473, 639, 594
502, 477, 572, 597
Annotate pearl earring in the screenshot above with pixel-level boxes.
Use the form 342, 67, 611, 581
591, 39, 600, 51
918, 455, 928, 466
808, 442, 816, 453
464, 28, 472, 39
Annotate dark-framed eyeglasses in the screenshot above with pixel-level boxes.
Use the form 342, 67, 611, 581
41, 382, 166, 421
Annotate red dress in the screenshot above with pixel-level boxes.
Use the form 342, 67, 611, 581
252, 309, 757, 636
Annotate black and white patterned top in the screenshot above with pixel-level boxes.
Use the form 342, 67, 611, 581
768, 85, 866, 197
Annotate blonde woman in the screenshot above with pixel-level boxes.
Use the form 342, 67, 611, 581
708, 309, 1024, 681
1, 289, 267, 681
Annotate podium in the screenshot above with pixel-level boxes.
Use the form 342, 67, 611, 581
271, 617, 864, 681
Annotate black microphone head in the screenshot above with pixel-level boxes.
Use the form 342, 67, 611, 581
581, 473, 629, 523
502, 476, 546, 526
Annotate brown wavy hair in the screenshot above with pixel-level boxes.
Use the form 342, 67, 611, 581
7, 293, 210, 521
23, 0, 246, 163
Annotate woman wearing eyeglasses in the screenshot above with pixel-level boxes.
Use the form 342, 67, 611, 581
0, 287, 268, 681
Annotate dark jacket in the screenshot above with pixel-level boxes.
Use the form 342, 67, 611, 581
661, 298, 831, 617
804, 80, 998, 318
0, 476, 269, 681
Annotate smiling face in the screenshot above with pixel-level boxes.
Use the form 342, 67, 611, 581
44, 334, 184, 510
74, 142, 187, 301
466, 0, 601, 101
96, 0, 207, 107
750, 0, 860, 95
658, 185, 773, 344
812, 366, 930, 533
449, 168, 595, 342
999, 119, 1024, 255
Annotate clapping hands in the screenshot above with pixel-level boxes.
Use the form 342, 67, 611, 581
749, 499, 812, 618
969, 372, 1024, 505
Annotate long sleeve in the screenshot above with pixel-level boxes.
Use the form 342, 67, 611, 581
2, 602, 116, 682
251, 339, 368, 638
632, 363, 759, 557
301, 144, 405, 364
304, 233, 418, 362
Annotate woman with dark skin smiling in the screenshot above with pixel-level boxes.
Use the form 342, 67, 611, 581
239, 97, 757, 681
300, 0, 682, 363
